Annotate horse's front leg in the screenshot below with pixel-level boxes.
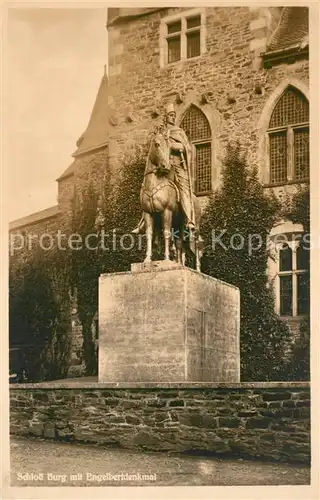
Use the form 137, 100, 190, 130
195, 243, 200, 272
181, 223, 186, 266
181, 245, 186, 266
144, 213, 154, 263
162, 209, 173, 261
195, 234, 203, 272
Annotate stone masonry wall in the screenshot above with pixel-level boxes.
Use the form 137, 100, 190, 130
57, 146, 109, 214
106, 6, 309, 340
107, 7, 309, 191
10, 382, 310, 464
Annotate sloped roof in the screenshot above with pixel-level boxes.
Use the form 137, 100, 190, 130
56, 160, 76, 181
267, 7, 309, 52
107, 8, 164, 27
9, 205, 60, 231
72, 74, 109, 157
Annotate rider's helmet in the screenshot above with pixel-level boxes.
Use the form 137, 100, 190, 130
165, 103, 176, 116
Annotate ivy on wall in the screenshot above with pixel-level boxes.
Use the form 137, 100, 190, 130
70, 144, 148, 375
9, 247, 72, 382
200, 142, 292, 381
71, 182, 100, 376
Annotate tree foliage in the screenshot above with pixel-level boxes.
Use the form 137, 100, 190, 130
201, 143, 291, 381
71, 182, 100, 375
9, 248, 72, 382
69, 146, 148, 375
284, 185, 310, 235
101, 144, 148, 273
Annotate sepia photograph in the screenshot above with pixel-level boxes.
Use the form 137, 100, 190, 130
2, 3, 319, 499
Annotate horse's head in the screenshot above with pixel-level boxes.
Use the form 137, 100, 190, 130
149, 132, 170, 174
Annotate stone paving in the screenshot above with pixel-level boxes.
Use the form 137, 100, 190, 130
10, 436, 310, 487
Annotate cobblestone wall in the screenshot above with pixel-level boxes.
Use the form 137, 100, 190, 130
10, 382, 310, 464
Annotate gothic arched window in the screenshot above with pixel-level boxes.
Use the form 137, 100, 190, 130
268, 86, 309, 184
180, 105, 212, 195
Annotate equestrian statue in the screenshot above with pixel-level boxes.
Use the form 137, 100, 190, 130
132, 103, 203, 271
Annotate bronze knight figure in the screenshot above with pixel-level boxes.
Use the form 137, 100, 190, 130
132, 103, 203, 270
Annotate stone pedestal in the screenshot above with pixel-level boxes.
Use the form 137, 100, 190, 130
99, 261, 240, 382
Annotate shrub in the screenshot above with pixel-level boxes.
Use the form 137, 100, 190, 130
201, 143, 291, 381
9, 249, 72, 381
71, 182, 100, 375
282, 185, 310, 380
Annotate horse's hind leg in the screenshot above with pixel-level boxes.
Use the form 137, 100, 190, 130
174, 231, 184, 265
162, 209, 173, 261
179, 221, 186, 266
182, 245, 186, 266
173, 237, 181, 264
172, 219, 185, 266
144, 213, 154, 263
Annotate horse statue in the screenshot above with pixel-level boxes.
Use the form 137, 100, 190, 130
138, 131, 203, 271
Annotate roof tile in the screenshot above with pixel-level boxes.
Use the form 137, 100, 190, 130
72, 74, 109, 157
267, 7, 309, 52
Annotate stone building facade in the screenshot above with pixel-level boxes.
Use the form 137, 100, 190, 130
9, 7, 310, 371
106, 6, 310, 337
